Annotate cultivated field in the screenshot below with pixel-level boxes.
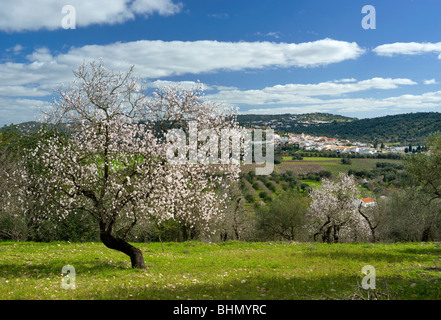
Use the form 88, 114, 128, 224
279, 156, 403, 175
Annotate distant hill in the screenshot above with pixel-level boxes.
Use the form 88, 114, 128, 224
237, 112, 355, 124
237, 112, 441, 144
13, 121, 43, 133
1, 121, 62, 134
5, 112, 441, 145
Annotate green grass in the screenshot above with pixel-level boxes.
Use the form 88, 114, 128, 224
1, 241, 441, 300
299, 179, 321, 188
281, 157, 403, 176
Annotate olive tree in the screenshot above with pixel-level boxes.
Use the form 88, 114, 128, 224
255, 190, 309, 241
406, 132, 441, 201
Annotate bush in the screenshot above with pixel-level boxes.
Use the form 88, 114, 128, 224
245, 194, 255, 203
376, 188, 441, 242
255, 190, 309, 241
300, 183, 310, 191
259, 191, 268, 199
318, 170, 332, 179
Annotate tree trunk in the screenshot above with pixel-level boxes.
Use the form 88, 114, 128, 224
100, 231, 146, 269
421, 226, 431, 242
181, 225, 188, 242
358, 205, 377, 243
324, 226, 332, 243
333, 225, 340, 243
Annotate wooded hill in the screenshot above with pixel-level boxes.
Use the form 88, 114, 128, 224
237, 112, 441, 144
3, 112, 441, 145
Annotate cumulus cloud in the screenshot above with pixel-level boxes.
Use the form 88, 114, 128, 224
0, 38, 365, 125
0, 0, 182, 32
56, 38, 362, 77
0, 39, 365, 88
373, 42, 441, 57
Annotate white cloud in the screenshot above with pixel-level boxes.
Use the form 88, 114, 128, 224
255, 31, 281, 39
0, 39, 365, 88
0, 0, 182, 32
207, 13, 229, 19
0, 38, 364, 124
146, 80, 213, 91
0, 97, 50, 126
206, 77, 417, 105
63, 38, 364, 76
0, 85, 50, 97
5, 44, 25, 55
131, 0, 182, 16
333, 78, 357, 83
373, 42, 441, 57
241, 90, 441, 116
424, 79, 438, 85
209, 78, 441, 117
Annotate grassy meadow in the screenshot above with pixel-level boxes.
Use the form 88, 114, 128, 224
1, 241, 440, 300
279, 156, 403, 175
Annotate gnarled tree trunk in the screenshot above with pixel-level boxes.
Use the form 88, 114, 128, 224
100, 231, 146, 269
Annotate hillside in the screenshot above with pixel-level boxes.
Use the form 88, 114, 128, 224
4, 112, 441, 145
237, 112, 355, 126
238, 112, 441, 144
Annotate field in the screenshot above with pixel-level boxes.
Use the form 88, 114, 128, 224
1, 241, 441, 300
240, 156, 403, 205
278, 156, 403, 175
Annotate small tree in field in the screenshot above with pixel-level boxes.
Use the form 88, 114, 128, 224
406, 132, 441, 201
309, 173, 369, 243
19, 60, 240, 268
255, 190, 309, 241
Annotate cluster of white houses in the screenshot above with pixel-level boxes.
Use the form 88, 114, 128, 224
271, 133, 379, 155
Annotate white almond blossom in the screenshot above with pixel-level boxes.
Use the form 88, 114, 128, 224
19, 60, 241, 268
308, 172, 370, 243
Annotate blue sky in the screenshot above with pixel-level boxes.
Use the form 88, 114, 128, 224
1, 0, 441, 126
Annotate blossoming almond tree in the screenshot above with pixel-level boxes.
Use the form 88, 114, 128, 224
308, 173, 369, 243
23, 60, 240, 268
